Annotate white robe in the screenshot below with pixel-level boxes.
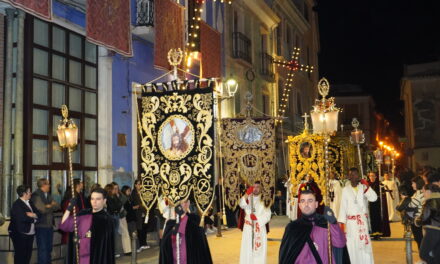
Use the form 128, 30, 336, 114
329, 179, 343, 219
382, 179, 401, 222
338, 183, 377, 264
285, 182, 297, 221
239, 195, 272, 264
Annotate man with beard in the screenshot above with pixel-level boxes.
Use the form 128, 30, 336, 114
60, 188, 115, 264
279, 186, 346, 264
159, 199, 212, 263
367, 171, 391, 239
338, 168, 377, 264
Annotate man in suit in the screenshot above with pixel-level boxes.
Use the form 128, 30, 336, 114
32, 178, 60, 264
9, 185, 40, 264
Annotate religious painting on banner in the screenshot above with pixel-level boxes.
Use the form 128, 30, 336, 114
138, 81, 215, 217
5, 0, 52, 20
287, 130, 326, 198
87, 0, 132, 56
222, 118, 276, 210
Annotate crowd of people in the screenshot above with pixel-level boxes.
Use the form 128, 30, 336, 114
6, 165, 440, 264
7, 178, 171, 263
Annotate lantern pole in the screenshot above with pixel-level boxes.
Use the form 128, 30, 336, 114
57, 105, 79, 264
310, 78, 340, 264
349, 118, 366, 178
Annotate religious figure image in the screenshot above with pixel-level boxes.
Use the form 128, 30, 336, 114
300, 142, 313, 159
159, 116, 194, 160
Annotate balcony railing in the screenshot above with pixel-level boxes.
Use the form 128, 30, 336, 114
261, 52, 275, 80
232, 32, 252, 64
136, 0, 154, 27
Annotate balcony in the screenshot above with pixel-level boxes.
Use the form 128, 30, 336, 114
136, 0, 154, 27
260, 52, 275, 81
232, 32, 252, 64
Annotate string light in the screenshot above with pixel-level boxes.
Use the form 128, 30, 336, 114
274, 47, 314, 124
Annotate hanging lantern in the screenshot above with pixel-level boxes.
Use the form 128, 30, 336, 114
57, 105, 78, 149
310, 78, 340, 135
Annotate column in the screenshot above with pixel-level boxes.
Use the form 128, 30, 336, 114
2, 9, 15, 216
13, 10, 25, 196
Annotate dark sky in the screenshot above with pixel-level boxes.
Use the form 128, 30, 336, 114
316, 0, 440, 135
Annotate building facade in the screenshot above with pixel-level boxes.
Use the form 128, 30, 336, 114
401, 60, 440, 170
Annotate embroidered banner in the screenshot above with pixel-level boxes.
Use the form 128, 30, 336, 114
5, 0, 52, 21
154, 0, 184, 69
222, 118, 276, 209
86, 0, 132, 56
201, 21, 221, 78
138, 81, 215, 216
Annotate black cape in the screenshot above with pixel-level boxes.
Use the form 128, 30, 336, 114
368, 180, 391, 237
159, 213, 213, 264
279, 213, 350, 264
74, 209, 115, 264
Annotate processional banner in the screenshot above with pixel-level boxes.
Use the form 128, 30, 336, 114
138, 81, 215, 216
222, 118, 275, 210
5, 0, 52, 20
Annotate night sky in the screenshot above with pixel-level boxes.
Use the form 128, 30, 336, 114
316, 0, 440, 135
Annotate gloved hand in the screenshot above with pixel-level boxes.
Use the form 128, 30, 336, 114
67, 197, 77, 212
250, 214, 257, 221
360, 179, 369, 187
246, 186, 254, 195
323, 206, 337, 224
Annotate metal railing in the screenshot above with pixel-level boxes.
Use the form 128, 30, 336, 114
261, 52, 275, 80
136, 0, 154, 27
232, 32, 252, 64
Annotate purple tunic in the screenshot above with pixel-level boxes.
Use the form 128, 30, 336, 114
172, 214, 188, 264
59, 214, 93, 264
295, 223, 346, 264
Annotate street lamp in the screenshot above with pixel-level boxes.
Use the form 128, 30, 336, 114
310, 77, 340, 263
57, 105, 79, 264
349, 118, 365, 178
216, 78, 238, 237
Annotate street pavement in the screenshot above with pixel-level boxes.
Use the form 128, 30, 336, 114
117, 215, 422, 263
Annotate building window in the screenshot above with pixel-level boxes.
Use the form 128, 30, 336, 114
25, 17, 98, 202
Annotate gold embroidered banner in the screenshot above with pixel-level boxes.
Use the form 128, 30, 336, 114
138, 81, 215, 216
222, 118, 275, 210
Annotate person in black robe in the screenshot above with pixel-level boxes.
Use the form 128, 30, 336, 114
60, 187, 115, 264
159, 199, 212, 264
279, 188, 350, 264
367, 172, 391, 239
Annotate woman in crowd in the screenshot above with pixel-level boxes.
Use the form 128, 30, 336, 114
112, 182, 132, 255
416, 182, 440, 264
122, 185, 143, 253
131, 180, 150, 251
105, 183, 123, 258
408, 176, 425, 250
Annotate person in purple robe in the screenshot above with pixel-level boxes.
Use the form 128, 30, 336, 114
59, 187, 115, 264
279, 185, 348, 264
159, 199, 212, 264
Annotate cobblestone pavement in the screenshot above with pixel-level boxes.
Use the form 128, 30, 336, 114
117, 215, 422, 264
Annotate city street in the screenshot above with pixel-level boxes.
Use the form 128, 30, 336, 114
118, 216, 422, 264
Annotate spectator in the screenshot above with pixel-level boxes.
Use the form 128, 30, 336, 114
112, 182, 132, 255
408, 176, 425, 249
122, 186, 142, 253
31, 178, 60, 264
417, 183, 440, 264
131, 180, 150, 251
105, 183, 123, 258
8, 185, 40, 264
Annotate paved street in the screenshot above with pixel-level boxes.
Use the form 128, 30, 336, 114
117, 215, 422, 264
